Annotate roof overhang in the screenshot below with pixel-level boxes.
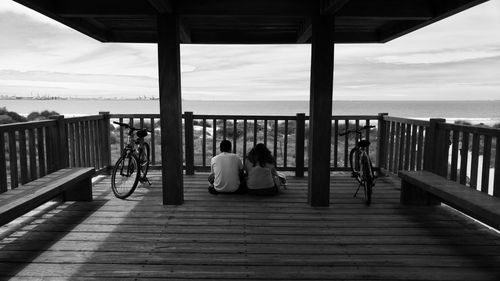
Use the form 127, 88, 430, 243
12, 0, 489, 44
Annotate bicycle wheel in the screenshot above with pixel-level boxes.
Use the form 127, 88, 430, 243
361, 156, 374, 205
349, 148, 362, 184
111, 154, 139, 199
138, 142, 150, 181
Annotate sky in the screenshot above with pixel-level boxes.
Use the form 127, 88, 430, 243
0, 1, 499, 101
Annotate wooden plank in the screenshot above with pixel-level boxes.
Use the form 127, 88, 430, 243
18, 129, 29, 184
0, 132, 7, 192
459, 132, 469, 185
450, 130, 459, 181
67, 123, 75, 167
151, 117, 156, 165
416, 125, 425, 171
213, 118, 217, 157
8, 131, 18, 189
118, 117, 124, 156
222, 118, 227, 139
410, 124, 418, 171
263, 119, 268, 145
494, 137, 500, 198
295, 114, 305, 177
388, 121, 395, 172
273, 119, 278, 160
233, 119, 238, 153
404, 123, 411, 170
36, 127, 46, 177
202, 118, 206, 167
344, 120, 349, 167
394, 122, 401, 173
470, 133, 480, 189
243, 119, 248, 164
253, 119, 258, 146
481, 135, 491, 193
333, 119, 338, 168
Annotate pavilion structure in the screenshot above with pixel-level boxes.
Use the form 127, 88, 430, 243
13, 0, 489, 206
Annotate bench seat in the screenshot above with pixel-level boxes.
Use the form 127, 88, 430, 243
399, 170, 500, 230
0, 168, 94, 226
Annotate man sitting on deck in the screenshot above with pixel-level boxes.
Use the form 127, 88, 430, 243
208, 140, 245, 195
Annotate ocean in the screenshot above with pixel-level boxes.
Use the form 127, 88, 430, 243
2, 99, 500, 125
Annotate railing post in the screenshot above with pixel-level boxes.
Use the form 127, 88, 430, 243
0, 132, 7, 193
295, 113, 305, 177
99, 112, 112, 171
184, 111, 195, 175
376, 113, 389, 174
423, 118, 447, 176
49, 115, 69, 171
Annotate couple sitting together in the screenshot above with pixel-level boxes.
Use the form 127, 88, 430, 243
208, 140, 286, 196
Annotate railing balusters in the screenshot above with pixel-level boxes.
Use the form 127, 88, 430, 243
0, 133, 7, 192
459, 132, 469, 185
151, 117, 156, 165
410, 125, 418, 171
388, 121, 395, 172
394, 123, 401, 173
470, 133, 480, 189
295, 113, 305, 177
8, 131, 18, 189
243, 120, 247, 163
284, 120, 288, 168
223, 119, 227, 140
416, 126, 425, 171
404, 124, 411, 170
212, 118, 217, 158
273, 119, 278, 161
37, 127, 46, 177
263, 119, 268, 145
450, 130, 459, 181
253, 119, 258, 146
202, 118, 206, 167
481, 135, 492, 193
344, 120, 349, 168
19, 129, 29, 184
119, 117, 124, 156
233, 119, 238, 153
494, 136, 500, 198
28, 129, 37, 180
333, 120, 338, 168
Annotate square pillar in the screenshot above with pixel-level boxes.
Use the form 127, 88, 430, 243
158, 14, 184, 205
308, 10, 335, 207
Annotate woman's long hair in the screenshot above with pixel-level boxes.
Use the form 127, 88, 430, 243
247, 143, 275, 167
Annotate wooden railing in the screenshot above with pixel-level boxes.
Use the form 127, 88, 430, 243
2, 112, 498, 199
109, 113, 381, 175
0, 113, 111, 192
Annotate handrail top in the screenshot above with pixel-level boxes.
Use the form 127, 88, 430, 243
440, 122, 500, 136
110, 113, 380, 121
383, 116, 430, 127
0, 119, 56, 132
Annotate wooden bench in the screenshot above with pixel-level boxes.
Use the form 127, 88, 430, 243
0, 168, 94, 226
399, 170, 500, 230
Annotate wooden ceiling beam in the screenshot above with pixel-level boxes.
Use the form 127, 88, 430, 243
55, 0, 156, 17
177, 0, 312, 17
147, 0, 173, 14
337, 0, 433, 20
320, 0, 351, 14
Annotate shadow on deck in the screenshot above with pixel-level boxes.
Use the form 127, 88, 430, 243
1, 172, 500, 280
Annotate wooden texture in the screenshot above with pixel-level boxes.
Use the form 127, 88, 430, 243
399, 170, 500, 231
308, 9, 334, 206
295, 113, 305, 177
13, 0, 488, 44
1, 172, 500, 280
158, 13, 184, 205
0, 168, 94, 226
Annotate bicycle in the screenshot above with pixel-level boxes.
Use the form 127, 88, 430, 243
339, 125, 376, 205
111, 121, 151, 199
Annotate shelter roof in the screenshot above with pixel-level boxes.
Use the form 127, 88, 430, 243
13, 0, 488, 44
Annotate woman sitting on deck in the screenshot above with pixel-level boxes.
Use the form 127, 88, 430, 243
244, 143, 283, 196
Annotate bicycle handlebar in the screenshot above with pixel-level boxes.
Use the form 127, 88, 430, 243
339, 125, 375, 136
113, 121, 152, 133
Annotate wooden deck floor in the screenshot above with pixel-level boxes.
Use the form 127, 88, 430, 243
1, 172, 500, 280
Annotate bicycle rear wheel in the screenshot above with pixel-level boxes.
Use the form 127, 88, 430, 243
139, 142, 150, 181
361, 156, 374, 205
111, 155, 139, 199
349, 148, 362, 184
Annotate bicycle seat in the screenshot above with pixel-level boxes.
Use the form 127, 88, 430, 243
136, 129, 148, 138
358, 140, 370, 147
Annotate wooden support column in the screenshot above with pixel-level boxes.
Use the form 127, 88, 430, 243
158, 13, 184, 205
308, 8, 335, 207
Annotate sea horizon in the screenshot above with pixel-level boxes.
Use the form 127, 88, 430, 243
2, 98, 500, 125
